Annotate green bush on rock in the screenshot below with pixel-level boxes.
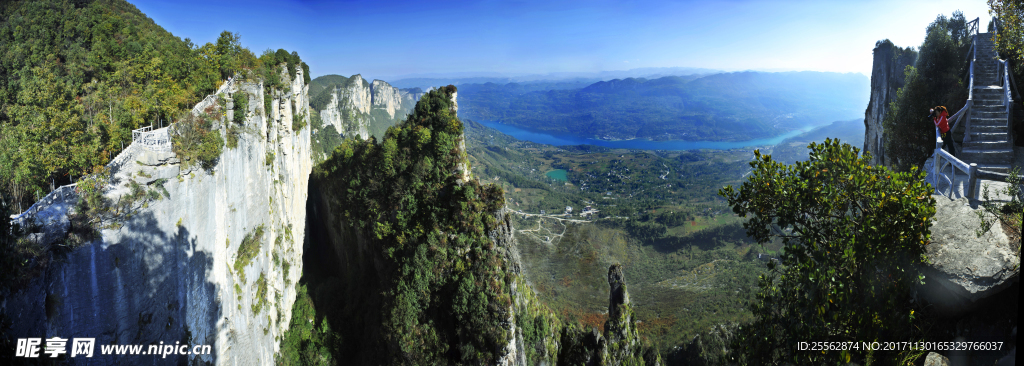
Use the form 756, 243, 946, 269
719, 139, 935, 365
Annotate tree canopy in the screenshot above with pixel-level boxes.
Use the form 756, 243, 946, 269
720, 140, 935, 365
882, 12, 971, 171
0, 0, 308, 209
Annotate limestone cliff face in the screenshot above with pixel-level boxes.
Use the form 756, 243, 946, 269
864, 40, 917, 166
317, 75, 423, 139
3, 67, 312, 365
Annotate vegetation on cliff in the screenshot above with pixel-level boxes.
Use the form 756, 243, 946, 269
306, 86, 513, 364
720, 140, 935, 365
0, 0, 308, 210
989, 0, 1024, 143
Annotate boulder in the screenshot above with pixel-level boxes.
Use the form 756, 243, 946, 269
136, 165, 180, 185
917, 195, 1020, 316
136, 149, 179, 166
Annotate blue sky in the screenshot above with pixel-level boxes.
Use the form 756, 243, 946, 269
130, 0, 992, 81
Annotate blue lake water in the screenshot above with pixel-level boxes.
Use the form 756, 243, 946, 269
476, 120, 816, 150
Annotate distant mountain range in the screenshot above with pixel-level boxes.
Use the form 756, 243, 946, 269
385, 67, 722, 90
455, 71, 869, 142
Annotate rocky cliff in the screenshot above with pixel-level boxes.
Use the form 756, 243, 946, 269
305, 86, 659, 365
314, 75, 424, 140
863, 39, 917, 166
2, 66, 312, 365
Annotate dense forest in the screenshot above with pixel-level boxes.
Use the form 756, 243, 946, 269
0, 0, 309, 211
458, 71, 869, 142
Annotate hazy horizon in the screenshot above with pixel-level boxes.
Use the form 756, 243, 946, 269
131, 0, 992, 81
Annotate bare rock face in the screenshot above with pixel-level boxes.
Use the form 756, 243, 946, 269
863, 40, 917, 166
916, 195, 1020, 316
370, 79, 402, 119
318, 76, 423, 140
319, 75, 372, 139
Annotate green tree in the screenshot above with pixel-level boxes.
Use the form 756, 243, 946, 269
719, 140, 935, 365
215, 31, 242, 80
990, 0, 1024, 63
883, 12, 971, 171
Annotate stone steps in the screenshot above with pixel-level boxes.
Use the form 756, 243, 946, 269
977, 164, 1013, 173
970, 125, 1009, 133
971, 117, 1009, 126
959, 148, 1014, 164
969, 131, 1010, 141
943, 33, 1016, 174
963, 140, 1012, 150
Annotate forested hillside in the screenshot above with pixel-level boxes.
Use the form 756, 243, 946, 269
0, 0, 308, 210
458, 71, 869, 142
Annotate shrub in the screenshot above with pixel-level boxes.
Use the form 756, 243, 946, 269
252, 272, 268, 314
225, 125, 240, 149
170, 106, 224, 171
233, 225, 265, 282
292, 109, 306, 132
720, 139, 935, 364
264, 92, 274, 120
233, 92, 249, 124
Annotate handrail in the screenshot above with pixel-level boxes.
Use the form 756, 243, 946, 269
962, 33, 977, 143
1001, 59, 1015, 147
10, 184, 78, 222
1009, 60, 1022, 102
931, 17, 1021, 201
131, 126, 153, 142
933, 132, 975, 199
967, 17, 979, 36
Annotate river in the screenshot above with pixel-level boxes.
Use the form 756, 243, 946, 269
476, 120, 818, 150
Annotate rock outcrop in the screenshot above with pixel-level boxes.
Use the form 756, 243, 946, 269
2, 66, 313, 365
916, 195, 1020, 316
863, 39, 917, 166
316, 75, 423, 140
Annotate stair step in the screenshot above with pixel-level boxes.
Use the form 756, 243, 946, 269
968, 134, 1009, 142
959, 150, 1015, 164
970, 125, 1009, 133
973, 117, 1008, 124
964, 141, 1012, 150
974, 105, 1008, 112
977, 164, 1012, 174
973, 111, 1008, 118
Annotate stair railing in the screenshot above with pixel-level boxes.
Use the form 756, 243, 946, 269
967, 17, 979, 37
1001, 59, 1015, 147
931, 17, 1024, 199
933, 130, 979, 199
962, 32, 977, 143
932, 22, 979, 199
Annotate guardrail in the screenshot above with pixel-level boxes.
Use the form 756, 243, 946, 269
933, 131, 978, 199
10, 184, 78, 222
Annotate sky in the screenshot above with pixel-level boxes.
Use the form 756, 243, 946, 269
130, 0, 993, 81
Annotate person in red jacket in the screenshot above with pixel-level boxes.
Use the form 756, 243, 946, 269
931, 106, 955, 156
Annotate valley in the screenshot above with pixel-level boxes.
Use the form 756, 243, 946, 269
462, 119, 780, 354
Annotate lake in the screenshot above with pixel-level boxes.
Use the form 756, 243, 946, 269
477, 120, 817, 150
545, 169, 568, 182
